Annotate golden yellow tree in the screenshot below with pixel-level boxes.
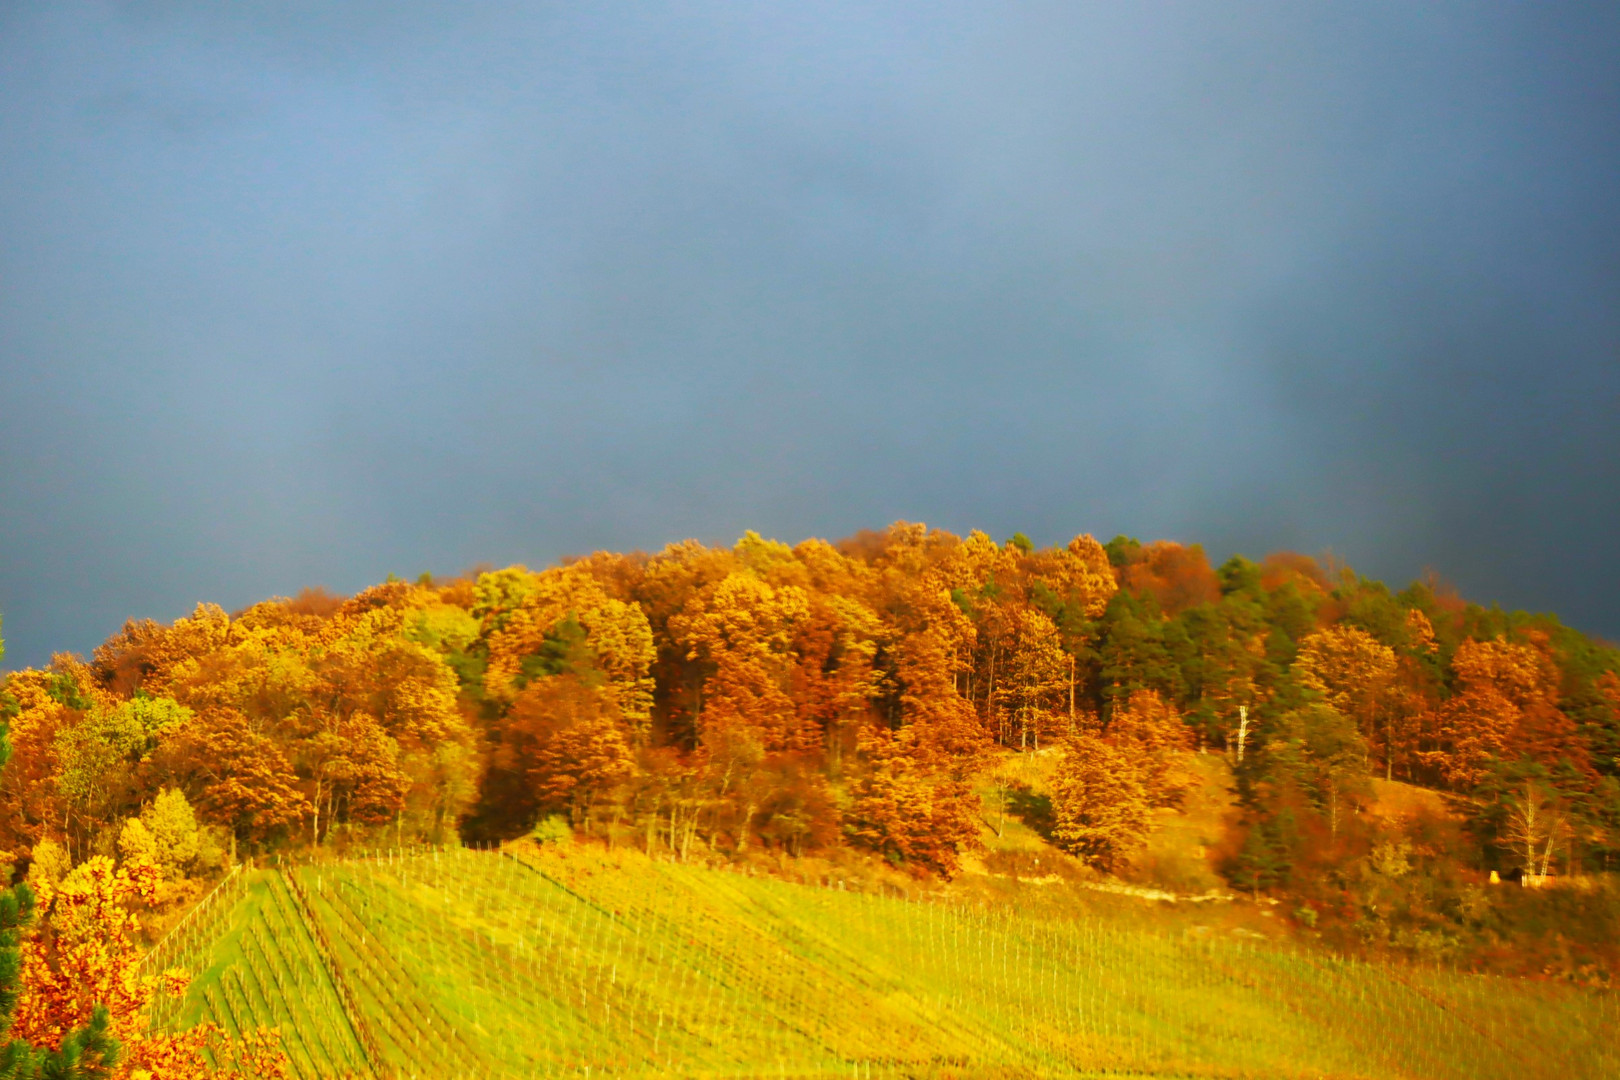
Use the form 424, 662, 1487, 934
482, 565, 656, 731
13, 856, 286, 1080
1104, 689, 1196, 808
1295, 624, 1396, 769
1050, 736, 1151, 872
669, 572, 811, 752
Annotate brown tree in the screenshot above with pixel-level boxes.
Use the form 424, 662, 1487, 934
504, 677, 635, 831
1049, 736, 1151, 872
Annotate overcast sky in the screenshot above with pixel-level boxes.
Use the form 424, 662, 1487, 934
3, 2, 1618, 669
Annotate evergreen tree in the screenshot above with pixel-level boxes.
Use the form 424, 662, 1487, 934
1229, 812, 1296, 897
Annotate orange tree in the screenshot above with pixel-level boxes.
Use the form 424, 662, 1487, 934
3, 837, 285, 1080
2, 608, 118, 1080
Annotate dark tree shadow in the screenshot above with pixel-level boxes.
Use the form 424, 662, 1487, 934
1007, 785, 1055, 841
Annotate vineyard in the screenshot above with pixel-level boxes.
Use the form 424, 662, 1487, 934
139, 847, 1619, 1079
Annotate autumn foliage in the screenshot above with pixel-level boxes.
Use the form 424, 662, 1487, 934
10, 855, 287, 1080
2, 522, 1620, 1022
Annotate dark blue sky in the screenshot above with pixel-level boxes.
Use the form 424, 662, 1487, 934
3, 3, 1618, 669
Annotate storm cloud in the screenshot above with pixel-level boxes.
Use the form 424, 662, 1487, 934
2, 2, 1618, 667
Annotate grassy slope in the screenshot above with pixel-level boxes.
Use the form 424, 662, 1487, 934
154, 841, 1618, 1080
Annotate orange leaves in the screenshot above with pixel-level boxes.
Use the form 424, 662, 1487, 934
1103, 689, 1197, 810
1430, 687, 1518, 788
1050, 736, 1152, 872
12, 857, 160, 1050
1120, 542, 1220, 616
181, 708, 310, 842
1295, 624, 1397, 731
789, 594, 888, 759
482, 564, 656, 725
670, 572, 811, 753
1403, 608, 1438, 654
504, 677, 635, 828
1451, 637, 1556, 707
12, 852, 288, 1079
1051, 690, 1195, 870
844, 739, 980, 878
1426, 636, 1590, 788
1104, 689, 1190, 754
1026, 534, 1117, 618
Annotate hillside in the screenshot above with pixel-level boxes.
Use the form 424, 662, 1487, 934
146, 844, 1617, 1080
5, 525, 1620, 1076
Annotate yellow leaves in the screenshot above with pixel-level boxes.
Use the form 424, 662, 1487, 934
1295, 624, 1396, 723
1050, 736, 1152, 872
1450, 637, 1557, 709
26, 839, 70, 890
815, 595, 890, 706
483, 563, 657, 725
473, 565, 541, 633
671, 573, 811, 751
14, 855, 163, 1049
999, 606, 1068, 697
734, 530, 801, 583
402, 601, 480, 655
1404, 608, 1438, 653
672, 572, 810, 664
117, 817, 158, 866
356, 639, 464, 746
576, 598, 657, 723
790, 537, 869, 596
1063, 533, 1119, 617
637, 540, 741, 629
957, 530, 1016, 586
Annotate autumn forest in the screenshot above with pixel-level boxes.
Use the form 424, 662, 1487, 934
3, 523, 1620, 1076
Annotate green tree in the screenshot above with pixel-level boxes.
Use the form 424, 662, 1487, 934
1095, 591, 1184, 714
1229, 812, 1296, 897
1264, 704, 1370, 840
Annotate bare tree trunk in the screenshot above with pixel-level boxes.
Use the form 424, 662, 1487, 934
1068, 654, 1076, 733
1386, 716, 1395, 781
987, 643, 997, 742
681, 809, 698, 863
312, 776, 323, 847
1539, 825, 1560, 878
737, 799, 758, 853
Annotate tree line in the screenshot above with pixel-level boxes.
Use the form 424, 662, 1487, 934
2, 523, 1614, 892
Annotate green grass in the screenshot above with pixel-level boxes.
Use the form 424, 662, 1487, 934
154, 846, 1619, 1079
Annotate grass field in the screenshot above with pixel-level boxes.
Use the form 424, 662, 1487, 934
136, 843, 1619, 1079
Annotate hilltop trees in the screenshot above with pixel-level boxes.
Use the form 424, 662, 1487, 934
1, 523, 1617, 898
